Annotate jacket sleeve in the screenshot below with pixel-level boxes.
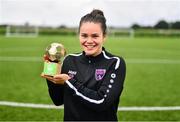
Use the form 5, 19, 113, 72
65, 57, 126, 111
46, 80, 64, 106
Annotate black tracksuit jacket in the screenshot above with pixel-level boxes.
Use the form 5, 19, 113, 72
46, 48, 126, 121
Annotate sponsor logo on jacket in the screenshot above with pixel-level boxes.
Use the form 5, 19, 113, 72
68, 70, 77, 78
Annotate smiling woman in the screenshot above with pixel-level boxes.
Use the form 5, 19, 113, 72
79, 22, 105, 56
78, 9, 107, 57
41, 9, 126, 121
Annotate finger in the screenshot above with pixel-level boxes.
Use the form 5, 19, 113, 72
46, 76, 54, 81
41, 73, 57, 84
49, 79, 57, 84
41, 74, 53, 80
53, 74, 63, 79
54, 74, 70, 79
45, 77, 57, 84
41, 73, 48, 78
41, 73, 44, 77
53, 79, 64, 84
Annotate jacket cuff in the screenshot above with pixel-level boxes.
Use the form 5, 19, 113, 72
46, 79, 63, 88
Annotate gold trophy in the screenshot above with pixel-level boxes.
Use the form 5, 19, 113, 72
42, 42, 66, 76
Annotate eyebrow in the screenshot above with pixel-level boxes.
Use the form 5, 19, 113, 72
81, 33, 87, 35
91, 33, 99, 37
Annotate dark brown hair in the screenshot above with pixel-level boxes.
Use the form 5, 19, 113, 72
79, 9, 107, 35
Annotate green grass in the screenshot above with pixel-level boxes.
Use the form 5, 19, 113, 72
118, 111, 180, 121
0, 106, 63, 121
0, 35, 180, 121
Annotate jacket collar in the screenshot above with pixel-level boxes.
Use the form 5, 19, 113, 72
80, 47, 105, 64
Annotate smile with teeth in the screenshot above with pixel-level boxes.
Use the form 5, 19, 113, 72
84, 45, 96, 49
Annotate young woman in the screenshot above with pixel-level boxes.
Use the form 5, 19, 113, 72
42, 9, 126, 121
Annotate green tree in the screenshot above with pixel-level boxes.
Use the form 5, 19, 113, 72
131, 23, 141, 29
171, 21, 180, 29
154, 20, 169, 29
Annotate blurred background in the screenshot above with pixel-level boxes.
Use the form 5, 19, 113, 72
0, 0, 180, 121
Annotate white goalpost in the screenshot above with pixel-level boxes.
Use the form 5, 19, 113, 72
108, 28, 134, 38
6, 25, 39, 37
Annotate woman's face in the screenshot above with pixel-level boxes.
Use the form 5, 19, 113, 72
79, 22, 105, 56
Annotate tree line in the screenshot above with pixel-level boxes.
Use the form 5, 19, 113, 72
132, 20, 180, 29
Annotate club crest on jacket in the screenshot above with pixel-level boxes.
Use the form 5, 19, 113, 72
95, 69, 106, 81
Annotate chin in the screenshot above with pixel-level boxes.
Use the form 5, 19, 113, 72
85, 51, 94, 56
83, 46, 99, 56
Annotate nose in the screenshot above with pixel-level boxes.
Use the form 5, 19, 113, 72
86, 37, 93, 43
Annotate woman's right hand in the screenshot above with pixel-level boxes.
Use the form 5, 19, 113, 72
41, 54, 70, 84
41, 73, 70, 84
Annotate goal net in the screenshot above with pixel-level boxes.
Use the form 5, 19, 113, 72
6, 25, 39, 37
108, 28, 134, 38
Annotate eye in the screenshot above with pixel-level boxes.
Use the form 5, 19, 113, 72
81, 33, 88, 38
92, 34, 99, 38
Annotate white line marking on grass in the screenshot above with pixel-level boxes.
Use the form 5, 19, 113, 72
119, 48, 180, 55
0, 101, 180, 111
0, 47, 42, 52
118, 106, 180, 111
0, 56, 41, 62
0, 101, 62, 109
127, 58, 180, 64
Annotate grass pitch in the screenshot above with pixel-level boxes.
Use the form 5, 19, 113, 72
0, 35, 180, 121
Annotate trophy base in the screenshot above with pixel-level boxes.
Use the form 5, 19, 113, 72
43, 62, 61, 76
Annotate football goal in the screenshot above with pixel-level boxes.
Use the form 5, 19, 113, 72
108, 28, 134, 38
6, 25, 39, 37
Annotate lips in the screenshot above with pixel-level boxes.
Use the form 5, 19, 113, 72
82, 41, 98, 50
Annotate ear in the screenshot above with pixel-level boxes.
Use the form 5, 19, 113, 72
103, 34, 106, 43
